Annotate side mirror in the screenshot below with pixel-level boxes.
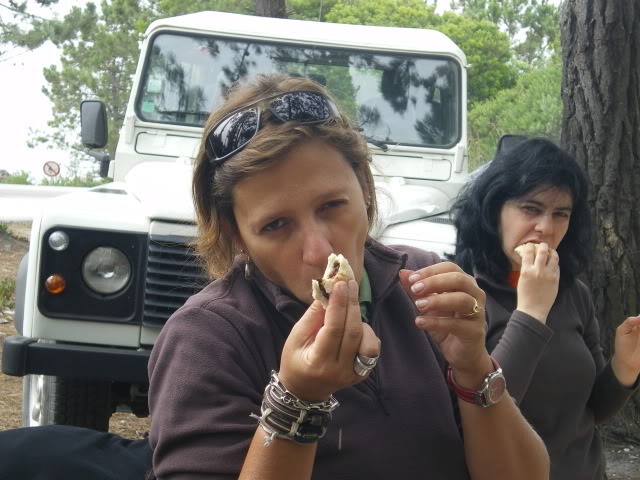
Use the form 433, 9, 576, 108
81, 100, 108, 149
496, 134, 527, 155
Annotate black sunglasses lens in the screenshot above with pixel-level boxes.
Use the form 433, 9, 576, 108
270, 91, 333, 123
210, 109, 258, 159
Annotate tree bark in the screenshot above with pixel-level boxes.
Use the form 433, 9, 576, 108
560, 0, 640, 443
255, 0, 287, 18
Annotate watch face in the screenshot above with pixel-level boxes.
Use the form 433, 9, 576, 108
487, 375, 507, 404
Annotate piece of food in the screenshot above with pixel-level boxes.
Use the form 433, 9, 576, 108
514, 243, 540, 257
312, 253, 355, 309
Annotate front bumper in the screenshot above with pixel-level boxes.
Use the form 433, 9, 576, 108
1, 336, 150, 383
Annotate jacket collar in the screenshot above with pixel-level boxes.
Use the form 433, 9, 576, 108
363, 240, 408, 302
474, 269, 514, 294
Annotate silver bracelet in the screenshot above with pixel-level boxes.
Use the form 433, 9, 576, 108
251, 371, 340, 446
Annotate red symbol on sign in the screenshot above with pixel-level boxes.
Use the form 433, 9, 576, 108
43, 161, 61, 177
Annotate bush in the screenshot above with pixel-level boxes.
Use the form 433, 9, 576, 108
0, 278, 16, 311
467, 54, 562, 170
0, 171, 33, 184
40, 174, 110, 187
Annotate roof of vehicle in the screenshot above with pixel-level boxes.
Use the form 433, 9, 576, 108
145, 11, 467, 64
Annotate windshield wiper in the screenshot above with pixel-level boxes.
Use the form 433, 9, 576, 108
364, 136, 389, 152
157, 110, 211, 118
356, 127, 389, 152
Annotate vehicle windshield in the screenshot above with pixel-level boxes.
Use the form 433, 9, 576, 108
137, 33, 461, 148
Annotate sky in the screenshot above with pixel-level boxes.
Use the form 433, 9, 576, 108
0, 0, 79, 182
0, 0, 555, 182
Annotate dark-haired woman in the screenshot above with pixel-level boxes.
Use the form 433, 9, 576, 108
452, 138, 640, 480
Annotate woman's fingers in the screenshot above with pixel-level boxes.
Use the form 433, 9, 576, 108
358, 322, 381, 359
532, 243, 550, 267
280, 280, 371, 401
401, 263, 485, 321
519, 243, 537, 266
402, 265, 488, 377
416, 314, 485, 341
415, 291, 482, 318
312, 280, 363, 365
618, 316, 640, 335
401, 262, 484, 301
521, 242, 559, 269
612, 316, 640, 386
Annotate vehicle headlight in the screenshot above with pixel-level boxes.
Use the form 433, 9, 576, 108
48, 230, 70, 251
81, 247, 131, 295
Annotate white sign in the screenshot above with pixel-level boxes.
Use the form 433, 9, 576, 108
43, 161, 61, 177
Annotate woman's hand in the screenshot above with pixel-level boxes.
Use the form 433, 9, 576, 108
516, 242, 560, 324
399, 262, 493, 388
278, 280, 380, 402
612, 315, 640, 387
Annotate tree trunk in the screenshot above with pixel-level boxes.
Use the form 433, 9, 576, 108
560, 0, 640, 443
255, 0, 287, 18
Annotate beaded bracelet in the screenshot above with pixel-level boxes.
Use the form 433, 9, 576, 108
251, 371, 340, 446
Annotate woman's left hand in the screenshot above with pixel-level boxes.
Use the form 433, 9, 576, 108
399, 262, 492, 386
612, 315, 640, 387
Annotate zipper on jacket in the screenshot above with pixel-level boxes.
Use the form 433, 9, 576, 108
366, 308, 389, 415
371, 369, 389, 415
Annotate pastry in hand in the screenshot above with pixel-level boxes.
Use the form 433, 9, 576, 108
515, 243, 540, 257
312, 253, 355, 309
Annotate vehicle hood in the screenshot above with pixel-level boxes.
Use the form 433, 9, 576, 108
122, 161, 453, 226
372, 178, 451, 238
125, 159, 196, 222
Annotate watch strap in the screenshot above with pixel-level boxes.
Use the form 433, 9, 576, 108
447, 356, 503, 407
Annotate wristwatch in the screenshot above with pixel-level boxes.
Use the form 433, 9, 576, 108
447, 356, 506, 407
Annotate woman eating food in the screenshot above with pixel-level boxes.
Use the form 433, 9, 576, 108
147, 74, 550, 479
451, 137, 640, 480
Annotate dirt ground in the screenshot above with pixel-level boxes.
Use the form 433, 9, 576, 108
0, 222, 638, 477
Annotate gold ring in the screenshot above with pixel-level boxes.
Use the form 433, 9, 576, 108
463, 298, 482, 317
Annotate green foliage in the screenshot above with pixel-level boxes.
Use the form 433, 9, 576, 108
467, 53, 562, 170
436, 12, 515, 105
40, 173, 110, 187
39, 0, 152, 157
326, 0, 441, 28
326, 1, 514, 105
152, 0, 252, 17
1, 0, 557, 165
451, 0, 560, 66
2, 0, 156, 159
0, 171, 33, 184
287, 0, 339, 20
0, 278, 16, 311
0, 223, 20, 241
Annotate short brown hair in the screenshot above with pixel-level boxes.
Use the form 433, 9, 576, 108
192, 74, 377, 278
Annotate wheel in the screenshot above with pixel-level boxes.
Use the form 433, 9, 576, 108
22, 375, 114, 431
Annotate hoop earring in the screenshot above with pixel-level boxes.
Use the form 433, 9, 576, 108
244, 256, 254, 280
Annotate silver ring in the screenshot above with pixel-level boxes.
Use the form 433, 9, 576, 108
353, 353, 379, 376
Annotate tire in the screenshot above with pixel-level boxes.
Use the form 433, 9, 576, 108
22, 375, 114, 431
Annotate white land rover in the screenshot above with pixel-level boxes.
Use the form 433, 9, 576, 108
2, 11, 468, 430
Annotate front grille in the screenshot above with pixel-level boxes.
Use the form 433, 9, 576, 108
143, 235, 209, 327
423, 216, 454, 225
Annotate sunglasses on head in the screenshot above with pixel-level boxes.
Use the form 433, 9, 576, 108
206, 90, 339, 164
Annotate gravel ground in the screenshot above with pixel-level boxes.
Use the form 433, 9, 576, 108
0, 222, 638, 477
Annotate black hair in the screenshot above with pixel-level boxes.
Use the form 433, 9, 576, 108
451, 137, 592, 288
